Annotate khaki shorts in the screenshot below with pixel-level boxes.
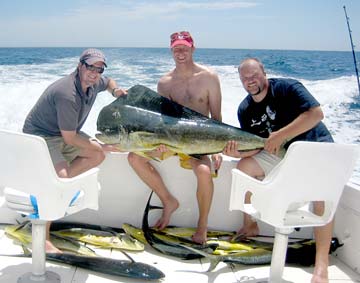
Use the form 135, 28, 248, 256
252, 150, 282, 176
43, 132, 90, 165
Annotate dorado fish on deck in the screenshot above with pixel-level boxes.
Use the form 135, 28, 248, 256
51, 227, 144, 251
5, 250, 165, 281
45, 253, 165, 280
50, 221, 144, 251
96, 85, 266, 157
5, 222, 96, 256
130, 193, 343, 271
142, 192, 217, 260
3, 222, 165, 280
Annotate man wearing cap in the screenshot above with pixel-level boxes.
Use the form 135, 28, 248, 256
128, 31, 223, 244
23, 48, 126, 252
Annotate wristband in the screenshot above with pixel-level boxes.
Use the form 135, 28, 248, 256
112, 87, 119, 97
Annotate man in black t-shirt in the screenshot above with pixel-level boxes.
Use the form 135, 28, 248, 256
223, 58, 333, 283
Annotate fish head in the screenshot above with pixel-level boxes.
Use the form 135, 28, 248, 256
97, 99, 124, 132
96, 91, 166, 150
96, 98, 130, 145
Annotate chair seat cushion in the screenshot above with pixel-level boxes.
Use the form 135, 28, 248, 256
4, 187, 84, 215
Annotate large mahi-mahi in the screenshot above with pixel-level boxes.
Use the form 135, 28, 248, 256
96, 85, 266, 156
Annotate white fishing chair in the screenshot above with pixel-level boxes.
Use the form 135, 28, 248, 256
0, 129, 101, 283
229, 141, 359, 283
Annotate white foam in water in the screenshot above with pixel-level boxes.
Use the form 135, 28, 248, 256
0, 59, 359, 183
0, 80, 53, 132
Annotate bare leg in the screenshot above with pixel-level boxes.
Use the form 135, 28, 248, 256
45, 222, 62, 253
237, 202, 259, 237
190, 156, 213, 244
47, 148, 105, 252
311, 201, 332, 283
55, 148, 105, 178
128, 152, 179, 229
235, 156, 264, 238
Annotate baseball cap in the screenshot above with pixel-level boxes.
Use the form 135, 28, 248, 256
170, 31, 194, 48
79, 48, 107, 67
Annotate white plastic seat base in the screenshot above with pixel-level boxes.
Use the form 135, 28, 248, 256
229, 141, 360, 282
4, 187, 84, 216
0, 130, 100, 283
18, 270, 60, 283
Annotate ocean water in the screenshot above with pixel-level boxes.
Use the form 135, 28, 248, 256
0, 47, 359, 183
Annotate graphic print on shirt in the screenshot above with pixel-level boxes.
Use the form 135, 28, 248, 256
250, 105, 277, 136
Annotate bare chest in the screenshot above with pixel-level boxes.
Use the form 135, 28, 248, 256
168, 80, 209, 114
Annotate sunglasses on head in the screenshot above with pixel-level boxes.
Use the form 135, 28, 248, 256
170, 31, 192, 41
82, 61, 104, 74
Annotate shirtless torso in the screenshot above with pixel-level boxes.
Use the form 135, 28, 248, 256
157, 63, 221, 119
158, 45, 221, 121
128, 41, 222, 244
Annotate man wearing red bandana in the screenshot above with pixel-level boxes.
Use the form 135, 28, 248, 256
128, 31, 223, 244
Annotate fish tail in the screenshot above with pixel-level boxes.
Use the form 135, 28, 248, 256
142, 191, 154, 231
143, 192, 163, 220
177, 244, 220, 272
21, 245, 32, 256
207, 258, 222, 272
14, 220, 30, 232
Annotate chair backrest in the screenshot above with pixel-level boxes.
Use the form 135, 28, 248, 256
0, 129, 100, 220
231, 141, 359, 228
0, 130, 58, 191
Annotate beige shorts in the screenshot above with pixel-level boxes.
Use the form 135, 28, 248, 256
252, 150, 282, 176
43, 132, 90, 165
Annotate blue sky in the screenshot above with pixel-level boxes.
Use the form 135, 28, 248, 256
1, 0, 359, 51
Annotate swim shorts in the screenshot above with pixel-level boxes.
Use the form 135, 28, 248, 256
252, 150, 282, 176
140, 150, 217, 177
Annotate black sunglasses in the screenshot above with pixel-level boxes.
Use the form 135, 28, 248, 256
82, 61, 105, 74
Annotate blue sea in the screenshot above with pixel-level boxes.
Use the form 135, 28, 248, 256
0, 47, 359, 183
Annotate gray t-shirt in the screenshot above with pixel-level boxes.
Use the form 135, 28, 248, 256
23, 69, 109, 136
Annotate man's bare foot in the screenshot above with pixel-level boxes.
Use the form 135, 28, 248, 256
311, 265, 329, 283
311, 274, 328, 283
154, 196, 179, 230
192, 227, 207, 244
238, 221, 259, 236
232, 221, 259, 241
45, 240, 62, 253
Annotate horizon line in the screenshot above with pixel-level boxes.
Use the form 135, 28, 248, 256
0, 46, 357, 53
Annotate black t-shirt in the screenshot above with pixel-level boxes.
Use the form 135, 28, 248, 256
237, 78, 333, 148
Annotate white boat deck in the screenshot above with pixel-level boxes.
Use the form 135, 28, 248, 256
1, 153, 360, 282
0, 224, 359, 283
